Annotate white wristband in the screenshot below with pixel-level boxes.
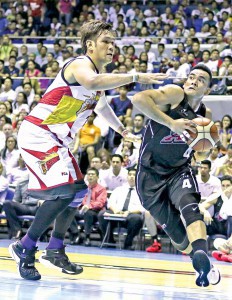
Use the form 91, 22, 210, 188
132, 73, 139, 83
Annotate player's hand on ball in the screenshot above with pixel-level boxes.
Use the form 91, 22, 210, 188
170, 118, 196, 140
137, 73, 168, 84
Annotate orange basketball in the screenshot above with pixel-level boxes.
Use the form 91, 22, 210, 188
186, 117, 219, 151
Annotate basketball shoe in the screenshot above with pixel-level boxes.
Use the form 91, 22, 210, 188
192, 250, 221, 287
39, 246, 83, 275
146, 240, 162, 253
9, 241, 41, 280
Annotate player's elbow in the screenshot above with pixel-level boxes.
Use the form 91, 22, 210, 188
131, 92, 144, 106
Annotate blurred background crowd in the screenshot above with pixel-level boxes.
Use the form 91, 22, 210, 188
0, 0, 231, 255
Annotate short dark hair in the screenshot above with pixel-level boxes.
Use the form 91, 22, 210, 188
190, 65, 212, 86
220, 175, 232, 184
128, 168, 137, 174
135, 113, 145, 120
111, 154, 123, 163
87, 167, 99, 177
201, 159, 211, 169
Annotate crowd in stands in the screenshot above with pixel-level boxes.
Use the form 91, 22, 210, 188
0, 0, 231, 255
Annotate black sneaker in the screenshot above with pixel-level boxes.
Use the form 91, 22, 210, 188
39, 247, 83, 275
9, 241, 41, 281
192, 250, 220, 287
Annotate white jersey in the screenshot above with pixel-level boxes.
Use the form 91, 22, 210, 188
18, 56, 100, 191
25, 56, 101, 147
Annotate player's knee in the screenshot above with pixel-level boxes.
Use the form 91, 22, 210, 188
179, 194, 203, 227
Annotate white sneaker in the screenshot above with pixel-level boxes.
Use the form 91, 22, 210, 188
208, 264, 221, 285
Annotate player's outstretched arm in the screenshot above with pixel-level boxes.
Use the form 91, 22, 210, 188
66, 58, 168, 91
94, 93, 139, 143
132, 84, 196, 136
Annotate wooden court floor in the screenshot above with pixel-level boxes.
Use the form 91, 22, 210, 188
0, 239, 231, 300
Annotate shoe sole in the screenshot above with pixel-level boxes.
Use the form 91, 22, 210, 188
39, 255, 83, 275
192, 250, 211, 287
9, 244, 41, 281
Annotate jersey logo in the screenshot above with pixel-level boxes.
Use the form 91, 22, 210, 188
37, 152, 60, 175
42, 92, 101, 125
160, 132, 185, 144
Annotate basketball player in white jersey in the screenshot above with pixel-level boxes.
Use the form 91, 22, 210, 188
9, 20, 167, 280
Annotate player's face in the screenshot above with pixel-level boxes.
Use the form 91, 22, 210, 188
94, 31, 116, 65
183, 69, 210, 98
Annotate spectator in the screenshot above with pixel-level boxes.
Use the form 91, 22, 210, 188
197, 160, 222, 225
12, 92, 29, 116
98, 168, 144, 250
115, 138, 138, 169
219, 115, 232, 148
145, 210, 162, 253
99, 154, 128, 191
25, 60, 42, 78
0, 161, 9, 209
3, 173, 39, 239
78, 167, 107, 246
143, 40, 156, 64
0, 35, 13, 62
58, 0, 75, 25
27, 0, 45, 33
156, 43, 169, 63
205, 175, 232, 239
225, 64, 232, 95
7, 155, 28, 186
35, 46, 48, 68
191, 39, 203, 66
199, 50, 218, 76
132, 113, 146, 139
0, 102, 11, 124
210, 32, 228, 53
22, 82, 35, 106
207, 146, 221, 176
72, 113, 101, 174
0, 77, 16, 103
0, 135, 20, 174
3, 56, 19, 77
97, 148, 111, 170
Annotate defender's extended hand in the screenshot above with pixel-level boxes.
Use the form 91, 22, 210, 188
137, 73, 168, 84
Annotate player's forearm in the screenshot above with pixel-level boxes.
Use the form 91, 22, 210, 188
88, 73, 135, 90
95, 94, 126, 134
132, 93, 174, 129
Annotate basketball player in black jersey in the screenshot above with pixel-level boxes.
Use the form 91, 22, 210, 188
132, 65, 221, 287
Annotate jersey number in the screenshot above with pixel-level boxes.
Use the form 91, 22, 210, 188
182, 179, 192, 189
183, 148, 192, 158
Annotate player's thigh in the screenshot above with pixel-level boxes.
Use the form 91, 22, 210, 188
169, 167, 200, 210
137, 170, 188, 245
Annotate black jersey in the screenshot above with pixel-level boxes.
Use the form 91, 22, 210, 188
139, 95, 206, 176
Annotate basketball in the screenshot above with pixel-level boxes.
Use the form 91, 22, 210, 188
186, 117, 219, 151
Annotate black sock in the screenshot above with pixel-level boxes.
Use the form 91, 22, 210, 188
152, 235, 157, 241
191, 239, 207, 254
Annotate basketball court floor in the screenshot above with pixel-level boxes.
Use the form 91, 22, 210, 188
0, 239, 231, 300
